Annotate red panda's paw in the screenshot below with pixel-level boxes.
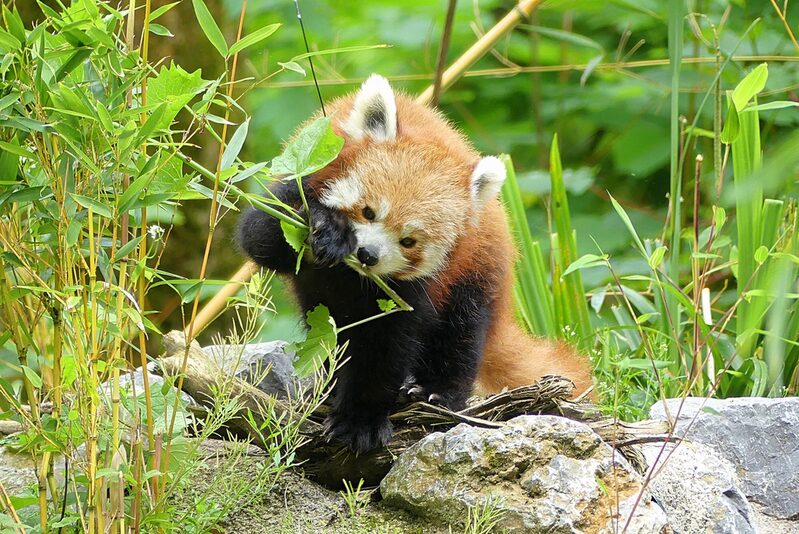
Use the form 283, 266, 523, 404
308, 204, 356, 267
323, 412, 393, 454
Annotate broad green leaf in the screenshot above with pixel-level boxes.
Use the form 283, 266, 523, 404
148, 64, 207, 129
271, 116, 344, 178
731, 63, 768, 110
191, 0, 228, 57
221, 118, 250, 170
229, 23, 281, 56
280, 218, 308, 253
290, 305, 337, 377
71, 193, 113, 218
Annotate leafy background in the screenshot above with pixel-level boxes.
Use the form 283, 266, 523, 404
14, 0, 799, 347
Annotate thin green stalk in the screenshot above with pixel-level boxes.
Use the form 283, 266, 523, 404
665, 0, 684, 371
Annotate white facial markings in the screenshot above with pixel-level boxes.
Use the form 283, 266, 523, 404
351, 221, 408, 276
376, 198, 391, 220
319, 176, 363, 209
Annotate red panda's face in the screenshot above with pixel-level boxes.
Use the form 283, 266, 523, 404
318, 75, 507, 281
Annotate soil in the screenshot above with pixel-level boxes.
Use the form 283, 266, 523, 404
178, 439, 446, 534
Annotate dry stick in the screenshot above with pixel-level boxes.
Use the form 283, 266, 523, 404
430, 0, 458, 107
257, 54, 799, 89
186, 0, 542, 337
769, 0, 799, 51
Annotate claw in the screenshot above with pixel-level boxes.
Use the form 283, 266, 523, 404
427, 393, 443, 405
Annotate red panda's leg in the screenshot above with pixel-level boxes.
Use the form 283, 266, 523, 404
325, 297, 432, 453
409, 280, 491, 410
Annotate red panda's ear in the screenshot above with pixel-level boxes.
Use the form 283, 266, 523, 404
470, 156, 506, 208
342, 74, 397, 142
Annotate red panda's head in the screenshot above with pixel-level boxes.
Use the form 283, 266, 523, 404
316, 75, 506, 280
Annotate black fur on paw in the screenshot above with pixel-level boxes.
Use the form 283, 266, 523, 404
308, 205, 356, 266
400, 382, 465, 410
323, 413, 393, 454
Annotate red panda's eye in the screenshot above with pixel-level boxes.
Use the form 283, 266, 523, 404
400, 237, 416, 248
362, 206, 376, 220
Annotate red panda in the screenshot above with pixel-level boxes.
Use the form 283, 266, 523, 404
238, 74, 592, 453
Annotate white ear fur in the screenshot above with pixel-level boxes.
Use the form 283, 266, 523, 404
342, 74, 397, 142
470, 156, 506, 208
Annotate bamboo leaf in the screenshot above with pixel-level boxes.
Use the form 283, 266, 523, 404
71, 194, 113, 218
191, 0, 228, 57
229, 23, 281, 56
221, 118, 250, 170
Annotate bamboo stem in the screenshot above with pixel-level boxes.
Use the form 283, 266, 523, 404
187, 0, 542, 336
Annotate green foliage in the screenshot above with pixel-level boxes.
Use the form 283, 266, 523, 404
290, 304, 337, 378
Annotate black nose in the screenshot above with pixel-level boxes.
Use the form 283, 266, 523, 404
357, 247, 379, 266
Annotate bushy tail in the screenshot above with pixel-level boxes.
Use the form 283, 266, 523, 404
476, 319, 593, 398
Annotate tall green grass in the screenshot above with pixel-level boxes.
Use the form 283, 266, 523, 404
503, 61, 799, 411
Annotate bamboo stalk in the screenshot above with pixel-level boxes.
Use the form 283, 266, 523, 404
186, 0, 543, 336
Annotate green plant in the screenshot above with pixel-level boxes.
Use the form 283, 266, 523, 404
460, 495, 506, 534
0, 0, 335, 530
339, 478, 369, 520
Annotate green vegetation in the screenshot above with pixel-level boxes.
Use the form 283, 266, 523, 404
1, 0, 798, 531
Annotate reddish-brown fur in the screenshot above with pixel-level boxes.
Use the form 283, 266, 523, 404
307, 90, 594, 398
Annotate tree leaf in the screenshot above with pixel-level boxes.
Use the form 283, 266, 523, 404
290, 305, 337, 378
191, 0, 228, 57
271, 116, 344, 178
229, 23, 281, 56
148, 64, 207, 129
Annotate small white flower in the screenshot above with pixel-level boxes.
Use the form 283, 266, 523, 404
147, 224, 164, 240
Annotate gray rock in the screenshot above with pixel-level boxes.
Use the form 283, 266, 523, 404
0, 446, 37, 495
642, 441, 755, 534
202, 341, 300, 397
381, 415, 670, 533
104, 362, 195, 407
650, 397, 799, 519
